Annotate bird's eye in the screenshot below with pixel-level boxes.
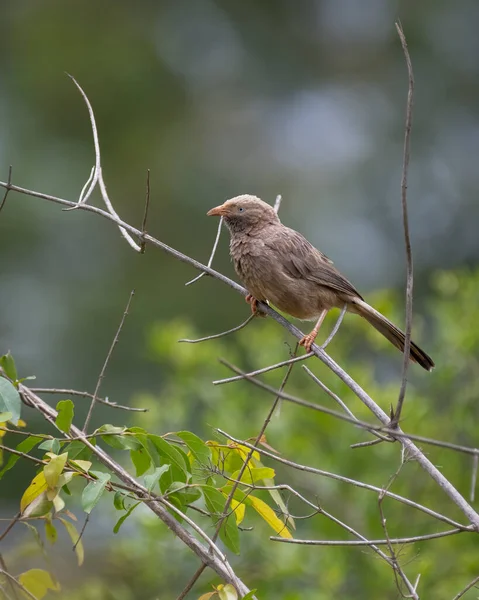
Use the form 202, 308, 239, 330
238, 207, 244, 212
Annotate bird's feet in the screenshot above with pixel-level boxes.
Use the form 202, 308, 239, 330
245, 294, 266, 317
299, 331, 318, 353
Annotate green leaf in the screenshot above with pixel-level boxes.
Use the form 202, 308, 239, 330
96, 424, 141, 450
45, 520, 57, 544
55, 400, 74, 433
44, 452, 68, 490
241, 590, 257, 599
63, 440, 93, 460
22, 492, 54, 518
38, 438, 61, 454
113, 501, 140, 534
144, 465, 170, 492
113, 491, 126, 510
168, 481, 201, 504
202, 485, 240, 554
22, 522, 46, 556
58, 518, 84, 566
0, 377, 21, 425
0, 435, 42, 479
82, 471, 111, 514
130, 447, 151, 476
149, 435, 189, 476
0, 351, 18, 382
18, 568, 60, 599
176, 431, 211, 466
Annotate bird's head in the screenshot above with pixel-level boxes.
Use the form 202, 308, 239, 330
207, 194, 280, 234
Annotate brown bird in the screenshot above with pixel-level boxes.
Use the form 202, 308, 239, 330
207, 194, 434, 371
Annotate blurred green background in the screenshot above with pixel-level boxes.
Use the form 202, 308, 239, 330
1, 1, 479, 598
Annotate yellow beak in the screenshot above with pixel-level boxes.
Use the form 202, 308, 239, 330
207, 203, 227, 217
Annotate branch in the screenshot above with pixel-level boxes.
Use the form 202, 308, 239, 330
19, 384, 254, 598
392, 21, 415, 428
452, 574, 479, 600
30, 387, 147, 412
178, 314, 254, 344
83, 289, 135, 433
1, 175, 478, 528
217, 430, 467, 530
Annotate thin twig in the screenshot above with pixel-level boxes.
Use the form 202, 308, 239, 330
0, 444, 47, 466
321, 304, 347, 349
0, 553, 31, 600
0, 166, 12, 213
67, 74, 141, 251
185, 216, 223, 286
273, 194, 282, 213
217, 430, 467, 530
271, 527, 463, 546
452, 574, 479, 600
214, 352, 313, 385
392, 21, 415, 429
83, 289, 135, 433
470, 454, 478, 503
302, 365, 391, 442
378, 456, 419, 600
212, 344, 299, 545
176, 563, 207, 600
140, 169, 151, 253
219, 361, 479, 459
0, 513, 21, 544
30, 387, 147, 412
178, 314, 254, 344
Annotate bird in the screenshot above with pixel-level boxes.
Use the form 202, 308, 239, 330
207, 194, 434, 371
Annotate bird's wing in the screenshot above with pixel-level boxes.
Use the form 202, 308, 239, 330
266, 227, 363, 300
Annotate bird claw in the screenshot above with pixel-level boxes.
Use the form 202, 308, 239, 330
245, 294, 266, 318
299, 332, 317, 353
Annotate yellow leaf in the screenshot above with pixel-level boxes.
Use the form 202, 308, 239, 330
18, 568, 60, 599
17, 419, 27, 428
59, 517, 84, 566
44, 452, 68, 489
218, 584, 238, 600
230, 498, 245, 525
70, 459, 92, 472
247, 495, 292, 539
21, 472, 49, 513
198, 593, 217, 600
22, 492, 53, 518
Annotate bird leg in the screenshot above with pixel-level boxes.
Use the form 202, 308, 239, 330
299, 310, 328, 352
245, 294, 266, 317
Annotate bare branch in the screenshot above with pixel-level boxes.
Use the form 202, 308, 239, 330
83, 289, 135, 433
471, 454, 478, 503
214, 352, 313, 386
271, 527, 464, 546
30, 387, 147, 412
273, 194, 282, 213
185, 216, 223, 286
0, 165, 12, 213
452, 574, 479, 600
140, 169, 151, 254
217, 430, 468, 530
67, 74, 141, 252
178, 314, 254, 344
302, 365, 391, 442
392, 21, 416, 428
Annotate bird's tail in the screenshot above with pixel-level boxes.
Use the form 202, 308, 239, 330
351, 298, 434, 372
